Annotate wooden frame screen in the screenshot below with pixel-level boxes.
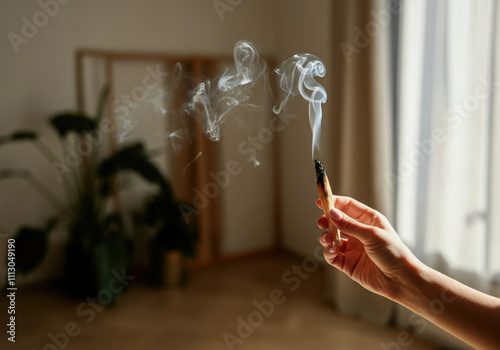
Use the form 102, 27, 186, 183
75, 49, 282, 265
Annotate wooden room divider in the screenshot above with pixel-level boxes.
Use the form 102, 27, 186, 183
74, 49, 282, 265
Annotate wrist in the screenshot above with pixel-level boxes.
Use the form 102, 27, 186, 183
395, 255, 434, 314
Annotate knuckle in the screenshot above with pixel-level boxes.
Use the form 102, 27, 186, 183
367, 227, 382, 238
340, 216, 355, 230
343, 200, 352, 214
370, 210, 387, 226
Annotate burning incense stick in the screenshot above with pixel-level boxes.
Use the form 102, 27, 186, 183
314, 159, 342, 247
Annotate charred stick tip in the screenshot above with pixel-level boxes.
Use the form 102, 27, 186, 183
314, 159, 326, 184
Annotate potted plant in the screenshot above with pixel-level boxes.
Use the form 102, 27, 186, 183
142, 190, 198, 287
1, 88, 169, 302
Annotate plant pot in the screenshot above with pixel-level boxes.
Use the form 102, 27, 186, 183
65, 234, 130, 304
164, 250, 185, 287
65, 241, 95, 299
149, 245, 187, 287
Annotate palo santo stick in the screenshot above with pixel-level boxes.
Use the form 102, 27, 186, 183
314, 159, 342, 247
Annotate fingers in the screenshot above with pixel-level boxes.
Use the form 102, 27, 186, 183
317, 216, 328, 230
329, 207, 380, 244
316, 196, 389, 228
316, 198, 322, 209
316, 196, 369, 217
319, 231, 333, 246
335, 196, 391, 227
319, 231, 349, 247
323, 241, 348, 270
324, 244, 339, 261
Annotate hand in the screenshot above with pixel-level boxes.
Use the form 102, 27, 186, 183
317, 196, 422, 302
317, 196, 500, 349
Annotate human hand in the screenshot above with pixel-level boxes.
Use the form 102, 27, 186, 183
317, 196, 423, 302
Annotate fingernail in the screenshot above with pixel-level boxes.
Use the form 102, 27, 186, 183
330, 207, 343, 221
321, 233, 333, 245
328, 246, 337, 254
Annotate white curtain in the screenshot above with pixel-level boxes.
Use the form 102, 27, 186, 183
396, 0, 500, 347
327, 0, 500, 346
397, 0, 500, 292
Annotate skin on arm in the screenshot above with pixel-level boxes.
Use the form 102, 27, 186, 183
317, 196, 500, 350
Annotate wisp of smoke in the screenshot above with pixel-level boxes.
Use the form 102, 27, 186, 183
186, 40, 267, 141
115, 62, 188, 150
114, 41, 328, 169
161, 63, 191, 153
273, 54, 327, 158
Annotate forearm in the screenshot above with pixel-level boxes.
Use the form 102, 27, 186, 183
398, 262, 500, 349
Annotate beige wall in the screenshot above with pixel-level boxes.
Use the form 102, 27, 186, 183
0, 0, 332, 283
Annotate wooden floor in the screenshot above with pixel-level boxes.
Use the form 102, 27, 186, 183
2, 254, 440, 350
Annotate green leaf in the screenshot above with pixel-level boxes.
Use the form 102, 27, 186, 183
99, 143, 173, 196
13, 227, 49, 276
0, 130, 37, 146
95, 86, 110, 123
10, 217, 57, 276
50, 113, 97, 138
11, 131, 37, 140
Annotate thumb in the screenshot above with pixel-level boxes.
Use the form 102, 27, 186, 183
329, 207, 378, 244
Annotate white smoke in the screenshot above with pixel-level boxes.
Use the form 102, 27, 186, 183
185, 40, 268, 141
273, 54, 327, 158
112, 41, 328, 167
